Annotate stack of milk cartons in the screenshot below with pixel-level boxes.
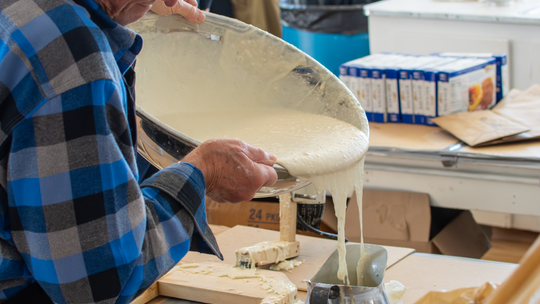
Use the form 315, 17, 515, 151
339, 53, 388, 122
339, 53, 500, 125
385, 56, 452, 124
433, 53, 509, 104
410, 57, 462, 125
340, 53, 410, 122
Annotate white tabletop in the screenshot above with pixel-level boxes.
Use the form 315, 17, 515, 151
364, 0, 540, 24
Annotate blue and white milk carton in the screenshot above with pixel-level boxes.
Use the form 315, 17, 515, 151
346, 54, 408, 122
411, 57, 460, 125
437, 57, 497, 117
434, 52, 508, 103
373, 54, 413, 123
366, 54, 411, 123
339, 65, 352, 92
394, 56, 445, 124
340, 54, 390, 121
423, 58, 477, 125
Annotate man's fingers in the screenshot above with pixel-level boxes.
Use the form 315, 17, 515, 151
260, 164, 278, 187
162, 0, 178, 7
243, 144, 277, 167
150, 0, 174, 15
185, 0, 198, 7
175, 0, 205, 22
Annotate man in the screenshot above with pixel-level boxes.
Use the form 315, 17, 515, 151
0, 0, 278, 303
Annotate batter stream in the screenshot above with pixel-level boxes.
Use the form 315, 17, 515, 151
158, 109, 369, 285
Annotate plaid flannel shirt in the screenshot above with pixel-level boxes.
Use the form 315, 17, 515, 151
0, 0, 222, 303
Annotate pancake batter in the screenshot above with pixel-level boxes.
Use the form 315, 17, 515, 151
158, 110, 369, 285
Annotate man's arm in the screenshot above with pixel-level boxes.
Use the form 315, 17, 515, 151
7, 79, 213, 304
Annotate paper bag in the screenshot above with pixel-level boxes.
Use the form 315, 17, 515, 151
492, 85, 540, 140
431, 111, 529, 147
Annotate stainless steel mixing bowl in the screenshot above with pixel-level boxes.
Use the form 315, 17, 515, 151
130, 12, 369, 198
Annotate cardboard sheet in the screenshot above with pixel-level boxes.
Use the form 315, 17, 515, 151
368, 123, 460, 151
429, 85, 540, 147
384, 254, 517, 304
181, 225, 415, 291
492, 85, 540, 140
431, 111, 529, 147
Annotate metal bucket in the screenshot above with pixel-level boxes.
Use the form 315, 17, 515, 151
129, 12, 369, 198
307, 244, 389, 304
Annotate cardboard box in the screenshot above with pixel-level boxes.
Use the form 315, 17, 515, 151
206, 189, 491, 259
206, 198, 281, 230
321, 189, 492, 258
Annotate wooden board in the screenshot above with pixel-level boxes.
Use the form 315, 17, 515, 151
384, 253, 518, 303
130, 224, 229, 304
182, 225, 415, 291
158, 262, 298, 304
130, 283, 159, 304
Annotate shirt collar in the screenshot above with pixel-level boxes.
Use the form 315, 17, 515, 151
73, 0, 143, 75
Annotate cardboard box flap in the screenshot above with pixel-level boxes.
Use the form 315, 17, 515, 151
432, 211, 492, 259
362, 190, 431, 242
492, 84, 540, 139
322, 190, 431, 243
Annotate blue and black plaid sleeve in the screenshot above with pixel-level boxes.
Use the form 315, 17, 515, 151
0, 0, 221, 303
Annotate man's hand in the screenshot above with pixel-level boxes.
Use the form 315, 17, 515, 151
151, 0, 205, 23
182, 139, 278, 203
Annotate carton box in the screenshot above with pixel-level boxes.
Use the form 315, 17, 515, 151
434, 52, 509, 103
321, 189, 492, 258
340, 54, 392, 122
356, 67, 373, 122
206, 198, 281, 230
207, 189, 491, 259
393, 56, 444, 124
355, 54, 410, 123
437, 58, 497, 116
423, 58, 479, 125
411, 57, 460, 125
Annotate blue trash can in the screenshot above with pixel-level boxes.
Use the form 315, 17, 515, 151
279, 0, 375, 76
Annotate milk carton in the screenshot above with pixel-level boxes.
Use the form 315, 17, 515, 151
345, 54, 408, 123
393, 56, 445, 124
340, 54, 393, 121
372, 54, 414, 123
437, 57, 497, 117
434, 52, 508, 103
385, 67, 401, 123
339, 65, 352, 93
365, 54, 411, 123
423, 58, 477, 125
411, 57, 460, 125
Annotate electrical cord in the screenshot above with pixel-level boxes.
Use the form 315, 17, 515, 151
297, 214, 349, 242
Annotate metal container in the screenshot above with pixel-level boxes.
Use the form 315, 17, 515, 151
307, 244, 389, 304
129, 12, 368, 198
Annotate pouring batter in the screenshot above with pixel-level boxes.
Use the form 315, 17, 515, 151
158, 109, 369, 285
